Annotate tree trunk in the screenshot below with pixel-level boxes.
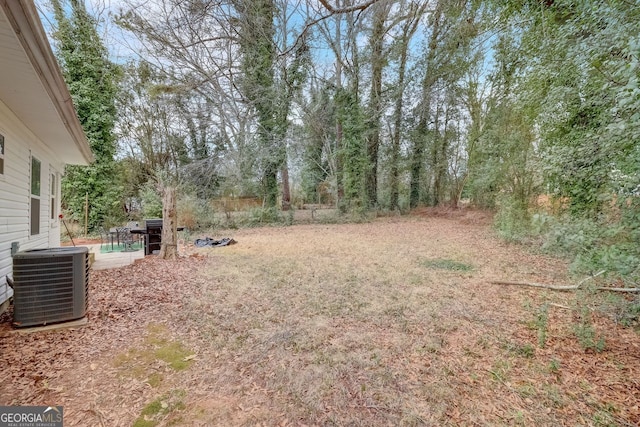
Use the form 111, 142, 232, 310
281, 161, 291, 210
431, 102, 450, 206
410, 3, 443, 209
159, 185, 178, 260
334, 15, 345, 208
335, 119, 345, 206
390, 3, 424, 210
365, 2, 388, 208
236, 0, 278, 208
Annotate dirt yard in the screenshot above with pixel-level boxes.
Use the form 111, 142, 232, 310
1, 212, 639, 426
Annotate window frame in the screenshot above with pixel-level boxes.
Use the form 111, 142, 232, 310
30, 154, 41, 236
50, 170, 59, 226
0, 132, 5, 177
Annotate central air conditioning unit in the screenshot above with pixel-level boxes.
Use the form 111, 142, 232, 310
12, 247, 89, 328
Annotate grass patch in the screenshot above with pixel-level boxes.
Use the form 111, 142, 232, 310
132, 418, 157, 427
133, 390, 187, 427
154, 342, 193, 371
488, 359, 511, 383
146, 324, 195, 370
421, 258, 473, 272
528, 303, 549, 348
502, 340, 536, 358
574, 322, 607, 353
541, 384, 565, 408
140, 399, 163, 417
591, 402, 620, 427
112, 348, 150, 379
113, 323, 194, 381
548, 358, 561, 375
147, 372, 163, 388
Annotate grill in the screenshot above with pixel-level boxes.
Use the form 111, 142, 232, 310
144, 219, 163, 255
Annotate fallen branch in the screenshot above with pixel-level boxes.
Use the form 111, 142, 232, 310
491, 281, 579, 291
491, 281, 640, 293
597, 287, 640, 293
491, 270, 640, 293
549, 303, 572, 310
577, 269, 607, 285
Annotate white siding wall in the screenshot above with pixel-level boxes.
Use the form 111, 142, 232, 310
0, 99, 65, 308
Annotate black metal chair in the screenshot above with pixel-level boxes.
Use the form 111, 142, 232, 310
118, 227, 135, 252
126, 221, 140, 246
98, 226, 114, 252
113, 227, 130, 251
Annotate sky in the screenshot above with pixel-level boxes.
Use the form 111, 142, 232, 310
36, 0, 144, 62
34, 0, 404, 66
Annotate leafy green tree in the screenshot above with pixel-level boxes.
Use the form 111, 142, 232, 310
466, 31, 526, 209
523, 2, 639, 218
51, 0, 122, 230
483, 0, 640, 278
233, 0, 310, 209
534, 1, 640, 277
314, 4, 368, 212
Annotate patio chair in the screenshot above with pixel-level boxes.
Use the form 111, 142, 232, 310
98, 226, 114, 252
126, 221, 141, 245
118, 227, 135, 252
114, 227, 128, 249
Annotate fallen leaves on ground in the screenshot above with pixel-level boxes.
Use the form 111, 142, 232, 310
0, 212, 638, 426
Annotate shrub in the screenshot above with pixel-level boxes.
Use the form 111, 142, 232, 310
177, 194, 218, 231
494, 195, 532, 242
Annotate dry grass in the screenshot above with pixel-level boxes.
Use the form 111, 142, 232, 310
178, 217, 638, 426
1, 213, 639, 426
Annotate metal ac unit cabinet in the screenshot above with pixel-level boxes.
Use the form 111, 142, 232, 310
12, 247, 89, 327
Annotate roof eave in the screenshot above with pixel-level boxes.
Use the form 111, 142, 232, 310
0, 0, 94, 165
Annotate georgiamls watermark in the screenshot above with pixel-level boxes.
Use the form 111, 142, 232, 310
0, 406, 63, 427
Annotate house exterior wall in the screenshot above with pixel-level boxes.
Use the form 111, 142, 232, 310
0, 98, 64, 309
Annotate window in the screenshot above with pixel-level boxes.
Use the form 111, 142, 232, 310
50, 172, 57, 220
30, 156, 41, 236
0, 133, 4, 175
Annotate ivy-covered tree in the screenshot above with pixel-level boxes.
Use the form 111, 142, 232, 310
233, 0, 280, 208
336, 87, 367, 209
234, 0, 309, 209
51, 0, 122, 230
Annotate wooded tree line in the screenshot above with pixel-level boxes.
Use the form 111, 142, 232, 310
49, 0, 640, 279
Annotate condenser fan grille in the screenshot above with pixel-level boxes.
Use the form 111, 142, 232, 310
12, 247, 89, 327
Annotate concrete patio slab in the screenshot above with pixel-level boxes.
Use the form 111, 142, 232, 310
84, 244, 146, 270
